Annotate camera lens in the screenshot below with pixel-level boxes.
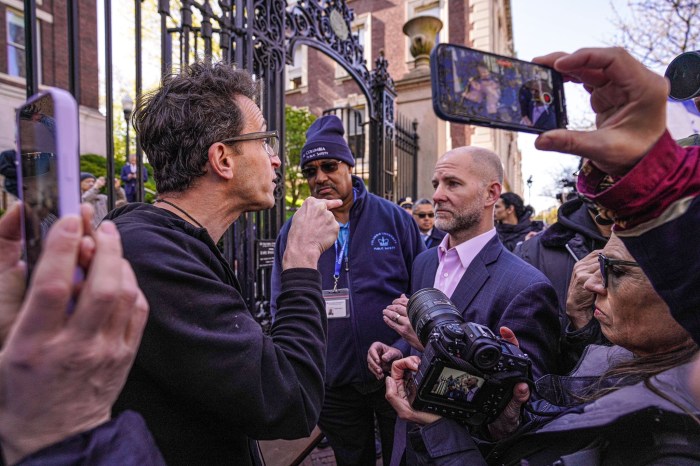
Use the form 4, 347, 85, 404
473, 345, 501, 370
407, 288, 464, 345
665, 51, 700, 101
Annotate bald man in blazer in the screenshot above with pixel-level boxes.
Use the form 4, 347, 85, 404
367, 146, 560, 465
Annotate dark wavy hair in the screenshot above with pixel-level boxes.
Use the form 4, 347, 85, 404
132, 61, 258, 194
575, 341, 699, 425
500, 192, 534, 221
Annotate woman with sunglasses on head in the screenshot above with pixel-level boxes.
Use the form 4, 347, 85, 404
494, 192, 544, 251
412, 199, 445, 249
386, 233, 700, 465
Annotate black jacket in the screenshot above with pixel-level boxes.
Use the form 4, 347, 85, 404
516, 198, 608, 314
496, 217, 544, 252
107, 204, 327, 466
424, 227, 446, 249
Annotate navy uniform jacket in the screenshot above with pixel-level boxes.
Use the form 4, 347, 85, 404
271, 176, 425, 387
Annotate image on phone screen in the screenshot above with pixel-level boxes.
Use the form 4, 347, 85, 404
431, 44, 567, 134
17, 95, 61, 277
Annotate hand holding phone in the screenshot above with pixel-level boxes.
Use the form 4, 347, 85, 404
431, 44, 568, 134
16, 88, 81, 278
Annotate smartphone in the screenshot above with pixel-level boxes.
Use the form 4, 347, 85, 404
430, 43, 567, 134
16, 88, 81, 278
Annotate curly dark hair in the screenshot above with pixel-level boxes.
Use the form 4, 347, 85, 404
132, 61, 258, 194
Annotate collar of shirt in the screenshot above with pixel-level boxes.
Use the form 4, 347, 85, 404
434, 228, 496, 298
532, 104, 548, 125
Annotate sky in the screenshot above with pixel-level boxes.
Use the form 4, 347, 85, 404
510, 0, 630, 212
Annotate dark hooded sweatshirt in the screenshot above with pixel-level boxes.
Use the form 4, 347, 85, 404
496, 216, 544, 252
106, 203, 327, 466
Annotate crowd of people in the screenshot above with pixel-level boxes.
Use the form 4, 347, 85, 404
1, 45, 699, 466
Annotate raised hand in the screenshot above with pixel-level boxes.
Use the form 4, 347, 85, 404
283, 197, 342, 270
533, 47, 669, 177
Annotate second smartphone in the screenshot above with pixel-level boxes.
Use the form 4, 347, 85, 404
431, 43, 567, 134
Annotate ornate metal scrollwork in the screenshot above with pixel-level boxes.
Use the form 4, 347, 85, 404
285, 0, 373, 114
252, 0, 287, 77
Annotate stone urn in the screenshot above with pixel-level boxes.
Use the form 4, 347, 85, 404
403, 15, 444, 68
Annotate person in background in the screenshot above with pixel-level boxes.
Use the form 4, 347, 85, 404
271, 115, 424, 466
120, 154, 148, 203
0, 204, 164, 465
0, 149, 18, 197
114, 177, 128, 208
399, 196, 413, 214
80, 172, 108, 228
494, 192, 543, 251
412, 198, 445, 248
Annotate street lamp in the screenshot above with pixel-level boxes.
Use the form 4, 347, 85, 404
121, 93, 134, 160
526, 175, 533, 205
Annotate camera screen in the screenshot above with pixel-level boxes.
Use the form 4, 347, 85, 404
428, 366, 485, 403
432, 44, 566, 134
18, 94, 59, 277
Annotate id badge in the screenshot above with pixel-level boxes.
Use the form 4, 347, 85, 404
323, 288, 350, 319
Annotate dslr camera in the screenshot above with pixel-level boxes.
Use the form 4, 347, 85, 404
405, 288, 531, 426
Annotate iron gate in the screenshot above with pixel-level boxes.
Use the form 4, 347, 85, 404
19, 0, 400, 321
322, 106, 419, 203
394, 112, 419, 203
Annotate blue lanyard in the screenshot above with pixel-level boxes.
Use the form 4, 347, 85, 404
333, 222, 349, 291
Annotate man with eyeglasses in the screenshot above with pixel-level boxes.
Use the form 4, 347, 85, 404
412, 198, 445, 249
103, 62, 342, 466
270, 115, 425, 466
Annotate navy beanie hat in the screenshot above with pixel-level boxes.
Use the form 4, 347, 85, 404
300, 115, 355, 168
80, 172, 96, 181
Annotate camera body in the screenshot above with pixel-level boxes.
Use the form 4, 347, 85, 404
406, 288, 531, 426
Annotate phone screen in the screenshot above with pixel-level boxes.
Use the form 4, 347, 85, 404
431, 44, 567, 134
17, 94, 60, 277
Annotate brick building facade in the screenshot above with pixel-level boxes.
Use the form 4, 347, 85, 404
0, 0, 104, 157
286, 0, 523, 199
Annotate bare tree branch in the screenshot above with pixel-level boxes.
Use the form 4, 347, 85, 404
610, 0, 700, 69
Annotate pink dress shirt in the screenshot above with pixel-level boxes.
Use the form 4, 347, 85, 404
433, 228, 497, 298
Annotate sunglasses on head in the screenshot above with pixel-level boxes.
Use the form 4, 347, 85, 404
597, 253, 641, 289
301, 161, 342, 179
415, 212, 434, 219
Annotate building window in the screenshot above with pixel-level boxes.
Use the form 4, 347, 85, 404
286, 45, 307, 92
7, 9, 26, 77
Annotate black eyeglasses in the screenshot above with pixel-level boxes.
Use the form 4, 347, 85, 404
597, 253, 641, 289
415, 213, 434, 219
301, 161, 342, 179
220, 130, 279, 158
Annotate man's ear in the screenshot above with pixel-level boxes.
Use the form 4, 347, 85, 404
485, 181, 502, 206
208, 142, 235, 180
